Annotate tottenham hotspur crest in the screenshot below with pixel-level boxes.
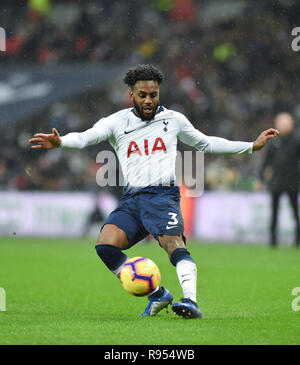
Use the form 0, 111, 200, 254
163, 120, 168, 132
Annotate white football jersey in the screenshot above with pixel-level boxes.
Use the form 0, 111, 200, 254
60, 106, 253, 190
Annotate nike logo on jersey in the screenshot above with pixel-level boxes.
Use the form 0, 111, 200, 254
166, 225, 178, 229
124, 129, 135, 134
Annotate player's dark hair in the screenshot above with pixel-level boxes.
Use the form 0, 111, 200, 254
123, 64, 164, 88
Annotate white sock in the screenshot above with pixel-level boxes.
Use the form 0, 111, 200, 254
114, 255, 130, 277
176, 259, 197, 303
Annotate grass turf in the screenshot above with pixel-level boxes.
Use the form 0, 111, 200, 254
0, 236, 300, 345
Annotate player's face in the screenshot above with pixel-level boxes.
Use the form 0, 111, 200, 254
130, 80, 160, 121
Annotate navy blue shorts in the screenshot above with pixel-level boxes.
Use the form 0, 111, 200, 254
103, 186, 184, 247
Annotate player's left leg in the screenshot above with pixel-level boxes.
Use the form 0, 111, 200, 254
139, 188, 202, 318
158, 234, 202, 319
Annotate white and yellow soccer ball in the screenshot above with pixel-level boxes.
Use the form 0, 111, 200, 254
120, 257, 161, 297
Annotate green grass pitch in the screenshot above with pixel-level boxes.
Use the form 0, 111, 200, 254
0, 236, 300, 345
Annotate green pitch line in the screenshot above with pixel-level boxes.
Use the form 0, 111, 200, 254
0, 237, 299, 345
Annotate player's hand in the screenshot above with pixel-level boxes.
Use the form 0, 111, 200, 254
253, 128, 279, 151
28, 128, 61, 149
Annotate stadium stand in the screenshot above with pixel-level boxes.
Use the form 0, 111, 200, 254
0, 0, 299, 193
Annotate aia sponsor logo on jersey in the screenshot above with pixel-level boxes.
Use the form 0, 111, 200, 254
127, 137, 167, 158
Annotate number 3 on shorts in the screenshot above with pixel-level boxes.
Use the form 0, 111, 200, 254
167, 212, 178, 226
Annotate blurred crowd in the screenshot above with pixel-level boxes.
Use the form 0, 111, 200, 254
1, 0, 300, 193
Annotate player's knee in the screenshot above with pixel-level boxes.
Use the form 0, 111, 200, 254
97, 224, 129, 249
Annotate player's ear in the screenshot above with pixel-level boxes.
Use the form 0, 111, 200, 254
129, 88, 134, 103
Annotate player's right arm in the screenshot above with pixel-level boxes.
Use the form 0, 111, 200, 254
29, 128, 62, 149
29, 118, 113, 150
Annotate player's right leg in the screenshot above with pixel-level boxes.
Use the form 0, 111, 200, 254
94, 207, 173, 317
95, 223, 131, 277
95, 194, 145, 277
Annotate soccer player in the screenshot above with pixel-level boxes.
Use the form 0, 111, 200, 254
29, 64, 279, 319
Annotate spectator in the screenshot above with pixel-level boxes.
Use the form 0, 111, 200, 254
0, 0, 299, 197
259, 113, 300, 247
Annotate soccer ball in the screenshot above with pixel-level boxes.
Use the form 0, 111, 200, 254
120, 257, 161, 297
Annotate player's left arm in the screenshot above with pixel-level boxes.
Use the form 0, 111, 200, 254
252, 128, 279, 151
177, 113, 279, 154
